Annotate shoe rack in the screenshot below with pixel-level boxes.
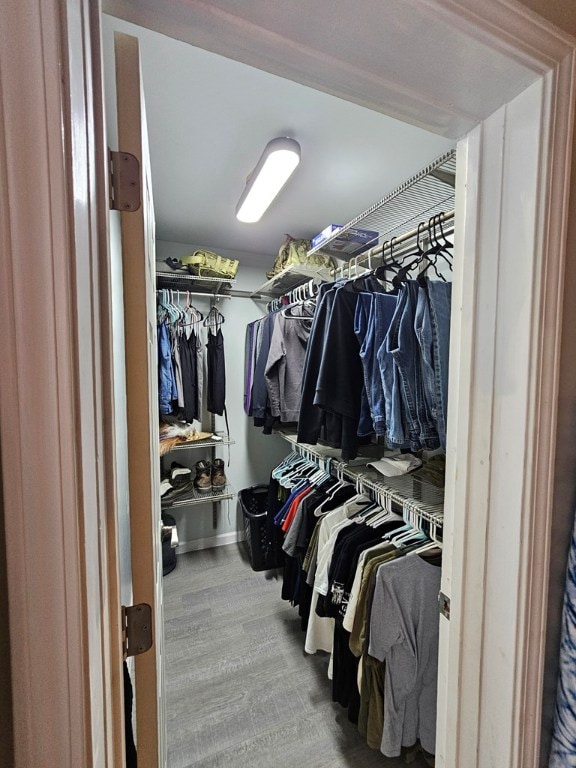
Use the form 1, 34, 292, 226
161, 427, 235, 529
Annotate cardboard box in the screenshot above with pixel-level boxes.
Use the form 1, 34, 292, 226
311, 224, 342, 249
312, 224, 379, 256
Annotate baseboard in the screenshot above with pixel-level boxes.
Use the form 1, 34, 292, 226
176, 530, 245, 554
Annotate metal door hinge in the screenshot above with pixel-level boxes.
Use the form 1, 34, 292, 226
122, 603, 153, 659
109, 150, 141, 211
438, 591, 451, 620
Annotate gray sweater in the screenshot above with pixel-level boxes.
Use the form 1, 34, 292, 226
264, 304, 313, 423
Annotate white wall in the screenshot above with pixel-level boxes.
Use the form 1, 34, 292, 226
157, 240, 288, 550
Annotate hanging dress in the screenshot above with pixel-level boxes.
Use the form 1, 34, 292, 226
206, 327, 226, 416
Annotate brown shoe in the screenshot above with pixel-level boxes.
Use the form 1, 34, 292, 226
211, 458, 227, 490
193, 460, 212, 492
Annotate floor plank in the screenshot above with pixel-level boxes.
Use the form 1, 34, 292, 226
163, 544, 428, 767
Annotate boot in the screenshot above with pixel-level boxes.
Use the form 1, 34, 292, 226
193, 460, 212, 493
211, 458, 227, 491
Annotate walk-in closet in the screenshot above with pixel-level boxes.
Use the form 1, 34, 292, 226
95, 6, 576, 768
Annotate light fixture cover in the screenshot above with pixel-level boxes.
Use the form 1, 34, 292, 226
236, 137, 301, 223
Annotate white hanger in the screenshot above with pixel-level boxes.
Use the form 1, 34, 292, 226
408, 540, 441, 556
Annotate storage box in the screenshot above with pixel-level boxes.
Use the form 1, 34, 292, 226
312, 224, 379, 256
311, 224, 342, 249
239, 485, 283, 571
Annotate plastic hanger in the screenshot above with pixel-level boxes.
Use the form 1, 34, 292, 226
157, 289, 181, 326
374, 236, 405, 286
272, 451, 299, 479
394, 529, 428, 547
416, 215, 452, 283
350, 501, 380, 521
430, 213, 454, 273
382, 522, 412, 541
389, 223, 429, 288
408, 540, 441, 556
203, 305, 225, 332
312, 481, 356, 517
184, 292, 203, 325
365, 492, 398, 527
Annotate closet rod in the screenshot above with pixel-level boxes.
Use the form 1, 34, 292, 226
281, 437, 444, 544
331, 208, 455, 276
156, 289, 231, 300
155, 288, 270, 301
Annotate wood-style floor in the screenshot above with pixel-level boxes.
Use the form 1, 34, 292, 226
163, 544, 428, 768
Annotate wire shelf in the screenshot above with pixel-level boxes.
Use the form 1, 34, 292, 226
162, 436, 235, 453
274, 430, 444, 543
162, 485, 235, 508
253, 263, 332, 298
156, 270, 236, 294
308, 149, 456, 261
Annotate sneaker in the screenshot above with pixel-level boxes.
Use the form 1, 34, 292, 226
161, 481, 194, 507
194, 460, 212, 493
211, 458, 227, 491
169, 462, 192, 487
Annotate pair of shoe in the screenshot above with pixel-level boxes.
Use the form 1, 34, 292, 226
160, 463, 194, 506
194, 459, 226, 493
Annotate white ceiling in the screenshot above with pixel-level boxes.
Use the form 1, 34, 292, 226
101, 0, 547, 262
102, 15, 455, 259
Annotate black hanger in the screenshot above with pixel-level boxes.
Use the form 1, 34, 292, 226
203, 305, 225, 331
433, 214, 454, 271
374, 237, 404, 284
391, 223, 428, 288
416, 214, 452, 283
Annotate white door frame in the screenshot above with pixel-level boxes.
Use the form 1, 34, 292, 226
439, 60, 576, 767
0, 1, 575, 767
0, 0, 123, 765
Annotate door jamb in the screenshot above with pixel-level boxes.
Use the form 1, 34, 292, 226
1, 1, 575, 766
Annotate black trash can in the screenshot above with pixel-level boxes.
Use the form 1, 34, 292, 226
161, 512, 177, 576
239, 485, 281, 571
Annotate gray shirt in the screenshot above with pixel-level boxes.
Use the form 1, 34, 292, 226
368, 554, 441, 757
264, 305, 312, 422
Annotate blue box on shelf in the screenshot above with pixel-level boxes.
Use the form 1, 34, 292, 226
312, 224, 379, 256
311, 224, 342, 249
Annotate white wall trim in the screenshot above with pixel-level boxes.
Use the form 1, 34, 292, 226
516, 50, 576, 767
176, 530, 246, 555
437, 51, 576, 766
2, 1, 576, 767
423, 0, 575, 71
0, 0, 116, 765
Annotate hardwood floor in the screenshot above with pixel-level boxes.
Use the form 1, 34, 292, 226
163, 544, 428, 768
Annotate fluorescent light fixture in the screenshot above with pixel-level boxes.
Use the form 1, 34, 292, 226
236, 137, 301, 223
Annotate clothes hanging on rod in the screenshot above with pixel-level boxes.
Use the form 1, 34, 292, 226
156, 290, 208, 425
297, 252, 452, 458
298, 213, 452, 461
245, 213, 454, 459
244, 285, 316, 429
203, 304, 227, 419
264, 448, 441, 763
